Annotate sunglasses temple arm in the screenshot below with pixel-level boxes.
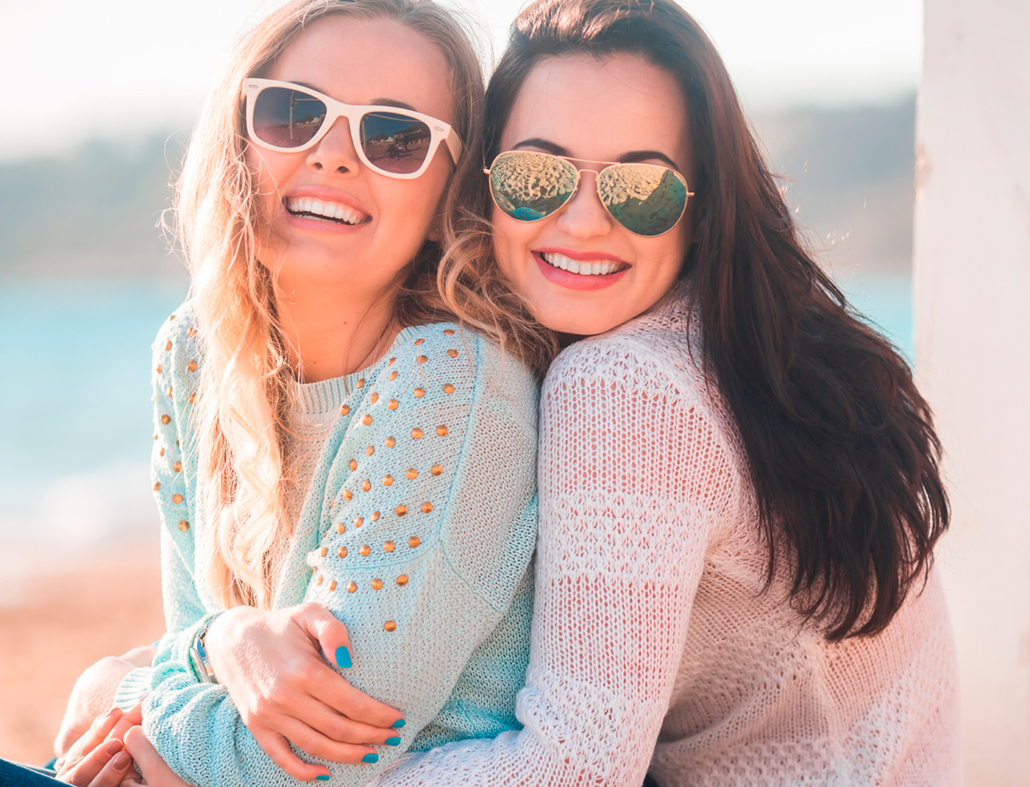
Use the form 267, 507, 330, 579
441, 128, 463, 165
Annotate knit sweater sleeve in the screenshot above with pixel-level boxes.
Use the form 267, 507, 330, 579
370, 334, 743, 786
116, 307, 211, 709
137, 328, 541, 787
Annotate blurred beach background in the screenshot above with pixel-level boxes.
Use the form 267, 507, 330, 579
0, 0, 921, 763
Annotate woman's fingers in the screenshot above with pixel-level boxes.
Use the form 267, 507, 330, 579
60, 703, 142, 786
249, 726, 329, 782
55, 657, 138, 758
296, 603, 355, 671
317, 677, 405, 732
84, 749, 133, 787
290, 603, 404, 729
122, 726, 191, 787
276, 716, 381, 766
58, 708, 123, 777
60, 738, 124, 786
294, 694, 401, 748
106, 705, 143, 743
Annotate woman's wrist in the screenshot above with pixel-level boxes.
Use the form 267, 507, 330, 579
202, 606, 258, 685
188, 613, 224, 684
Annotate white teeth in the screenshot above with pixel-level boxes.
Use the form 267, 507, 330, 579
286, 197, 367, 225
540, 252, 625, 276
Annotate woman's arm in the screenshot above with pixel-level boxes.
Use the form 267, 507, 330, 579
110, 307, 221, 713
54, 311, 204, 764
372, 337, 742, 786
129, 328, 542, 787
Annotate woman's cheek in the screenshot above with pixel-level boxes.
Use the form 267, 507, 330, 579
491, 222, 525, 290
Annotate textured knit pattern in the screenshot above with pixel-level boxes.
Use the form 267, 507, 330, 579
370, 287, 962, 786
114, 300, 541, 787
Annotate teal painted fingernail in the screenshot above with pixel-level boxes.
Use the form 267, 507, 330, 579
315, 775, 330, 781
385, 737, 401, 746
362, 753, 379, 764
392, 719, 406, 728
336, 646, 352, 669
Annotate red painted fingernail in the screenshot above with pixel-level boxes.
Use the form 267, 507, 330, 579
113, 753, 131, 770
106, 740, 123, 756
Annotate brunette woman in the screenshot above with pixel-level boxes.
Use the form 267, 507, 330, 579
364, 0, 960, 783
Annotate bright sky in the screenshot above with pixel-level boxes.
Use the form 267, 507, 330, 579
0, 0, 922, 161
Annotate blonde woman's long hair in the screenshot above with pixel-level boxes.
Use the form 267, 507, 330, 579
178, 0, 556, 610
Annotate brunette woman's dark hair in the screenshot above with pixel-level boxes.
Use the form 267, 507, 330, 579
473, 0, 948, 640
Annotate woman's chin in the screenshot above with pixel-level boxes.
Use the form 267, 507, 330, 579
532, 308, 626, 338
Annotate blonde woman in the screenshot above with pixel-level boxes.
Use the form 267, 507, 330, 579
20, 2, 557, 787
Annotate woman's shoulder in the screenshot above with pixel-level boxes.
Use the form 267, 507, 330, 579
152, 299, 205, 382
154, 299, 199, 340
542, 291, 747, 470
382, 321, 540, 425
545, 291, 707, 401
153, 299, 201, 355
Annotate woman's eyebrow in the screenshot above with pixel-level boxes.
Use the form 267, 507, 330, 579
291, 80, 323, 93
370, 98, 418, 111
511, 139, 680, 170
279, 82, 417, 111
512, 138, 568, 155
619, 150, 681, 169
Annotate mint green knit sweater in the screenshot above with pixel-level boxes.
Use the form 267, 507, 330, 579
115, 301, 539, 787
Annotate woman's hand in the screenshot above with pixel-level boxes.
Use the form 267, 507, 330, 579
121, 726, 190, 787
55, 647, 154, 758
205, 602, 404, 780
56, 705, 142, 787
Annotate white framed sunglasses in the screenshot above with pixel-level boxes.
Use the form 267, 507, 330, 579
242, 78, 463, 179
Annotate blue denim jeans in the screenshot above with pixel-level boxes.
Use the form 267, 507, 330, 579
0, 760, 61, 787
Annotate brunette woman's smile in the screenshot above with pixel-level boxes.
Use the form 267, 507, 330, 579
532, 248, 632, 291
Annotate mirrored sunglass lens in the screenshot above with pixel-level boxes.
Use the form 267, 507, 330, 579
599, 164, 688, 236
360, 112, 433, 174
489, 152, 577, 221
252, 87, 327, 149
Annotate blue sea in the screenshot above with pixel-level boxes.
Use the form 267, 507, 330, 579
0, 274, 913, 600
0, 279, 187, 601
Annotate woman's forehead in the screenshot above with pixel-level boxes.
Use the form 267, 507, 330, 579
502, 53, 689, 166
268, 15, 455, 123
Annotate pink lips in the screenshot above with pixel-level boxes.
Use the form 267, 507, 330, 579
532, 250, 631, 291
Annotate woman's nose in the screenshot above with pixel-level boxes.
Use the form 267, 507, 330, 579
555, 172, 614, 238
306, 118, 361, 175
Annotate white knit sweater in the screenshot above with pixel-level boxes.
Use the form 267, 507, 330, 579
371, 286, 962, 786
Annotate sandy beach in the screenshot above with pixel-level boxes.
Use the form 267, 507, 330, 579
0, 546, 163, 765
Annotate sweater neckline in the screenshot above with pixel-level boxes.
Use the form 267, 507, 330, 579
290, 324, 433, 416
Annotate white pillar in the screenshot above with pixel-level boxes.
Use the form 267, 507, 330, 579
914, 0, 1030, 782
